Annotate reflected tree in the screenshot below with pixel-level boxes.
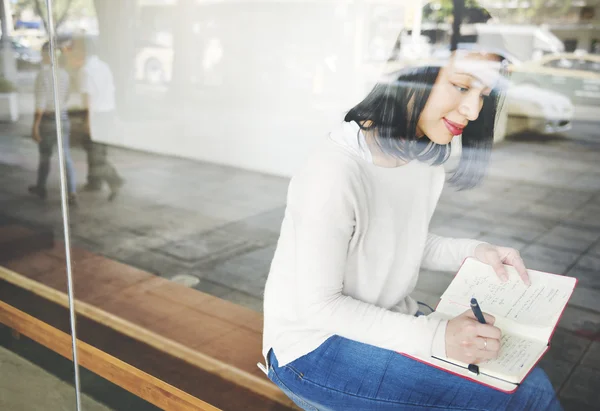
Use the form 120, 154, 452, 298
425, 0, 577, 27
478, 0, 576, 23
522, 0, 574, 23
422, 0, 492, 50
424, 0, 491, 24
451, 0, 465, 51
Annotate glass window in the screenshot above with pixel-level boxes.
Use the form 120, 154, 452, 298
0, 1, 79, 409
2, 0, 600, 410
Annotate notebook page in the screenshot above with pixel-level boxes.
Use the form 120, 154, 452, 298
438, 259, 575, 330
427, 311, 548, 382
478, 333, 547, 381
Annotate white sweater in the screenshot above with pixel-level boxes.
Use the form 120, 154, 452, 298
262, 121, 483, 367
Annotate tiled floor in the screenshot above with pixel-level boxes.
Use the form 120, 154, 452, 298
1, 119, 600, 409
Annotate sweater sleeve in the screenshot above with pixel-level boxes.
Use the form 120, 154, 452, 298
421, 233, 485, 272
287, 153, 443, 358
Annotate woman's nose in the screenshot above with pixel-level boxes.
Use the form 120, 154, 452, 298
458, 93, 481, 121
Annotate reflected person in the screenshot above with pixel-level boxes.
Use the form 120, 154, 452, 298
71, 36, 124, 201
29, 42, 77, 205
262, 50, 563, 410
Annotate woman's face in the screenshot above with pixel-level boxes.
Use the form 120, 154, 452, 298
416, 53, 501, 145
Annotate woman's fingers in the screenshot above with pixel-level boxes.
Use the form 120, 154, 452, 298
461, 335, 501, 353
505, 249, 531, 286
486, 248, 509, 282
482, 312, 496, 325
476, 336, 501, 352
475, 244, 531, 285
475, 323, 502, 340
472, 349, 501, 363
447, 311, 504, 364
463, 337, 502, 363
464, 309, 496, 325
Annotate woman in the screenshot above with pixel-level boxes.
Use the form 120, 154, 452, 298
261, 50, 562, 410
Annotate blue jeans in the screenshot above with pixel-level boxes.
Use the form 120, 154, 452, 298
37, 116, 76, 194
267, 336, 562, 410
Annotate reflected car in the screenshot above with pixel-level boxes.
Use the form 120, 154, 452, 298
13, 39, 42, 67
505, 83, 573, 136
0, 38, 42, 69
509, 53, 600, 107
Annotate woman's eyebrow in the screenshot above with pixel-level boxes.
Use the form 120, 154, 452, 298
453, 71, 495, 89
452, 72, 477, 80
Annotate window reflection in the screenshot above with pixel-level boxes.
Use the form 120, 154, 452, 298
0, 0, 598, 410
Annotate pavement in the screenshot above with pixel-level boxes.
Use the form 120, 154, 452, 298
0, 115, 599, 410
0, 340, 112, 411
0, 324, 160, 411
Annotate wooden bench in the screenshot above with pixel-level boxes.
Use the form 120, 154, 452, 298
0, 225, 297, 410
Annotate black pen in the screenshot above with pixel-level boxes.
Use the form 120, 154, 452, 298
468, 298, 486, 375
471, 298, 486, 324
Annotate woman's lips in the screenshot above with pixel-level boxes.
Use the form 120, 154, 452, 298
443, 118, 465, 136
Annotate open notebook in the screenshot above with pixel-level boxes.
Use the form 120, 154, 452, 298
402, 258, 577, 393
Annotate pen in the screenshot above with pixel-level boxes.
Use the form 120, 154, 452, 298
468, 298, 486, 375
470, 298, 486, 324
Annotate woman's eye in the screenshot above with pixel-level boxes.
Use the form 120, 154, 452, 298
453, 84, 469, 93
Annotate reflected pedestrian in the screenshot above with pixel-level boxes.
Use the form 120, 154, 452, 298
28, 41, 77, 205
71, 36, 124, 201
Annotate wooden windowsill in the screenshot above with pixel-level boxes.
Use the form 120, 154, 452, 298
0, 225, 297, 410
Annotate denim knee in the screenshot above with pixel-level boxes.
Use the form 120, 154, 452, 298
526, 368, 555, 393
514, 367, 562, 411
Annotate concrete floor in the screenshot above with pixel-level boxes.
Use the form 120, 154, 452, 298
0, 118, 600, 409
0, 324, 160, 411
0, 345, 110, 411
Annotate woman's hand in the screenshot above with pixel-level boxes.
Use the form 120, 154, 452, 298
474, 243, 530, 285
446, 310, 501, 364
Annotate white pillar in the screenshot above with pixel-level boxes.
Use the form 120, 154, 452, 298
0, 0, 17, 82
411, 0, 423, 43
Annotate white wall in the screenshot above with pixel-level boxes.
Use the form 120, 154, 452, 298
92, 0, 408, 178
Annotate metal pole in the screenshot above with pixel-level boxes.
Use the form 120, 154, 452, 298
42, 1, 82, 410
